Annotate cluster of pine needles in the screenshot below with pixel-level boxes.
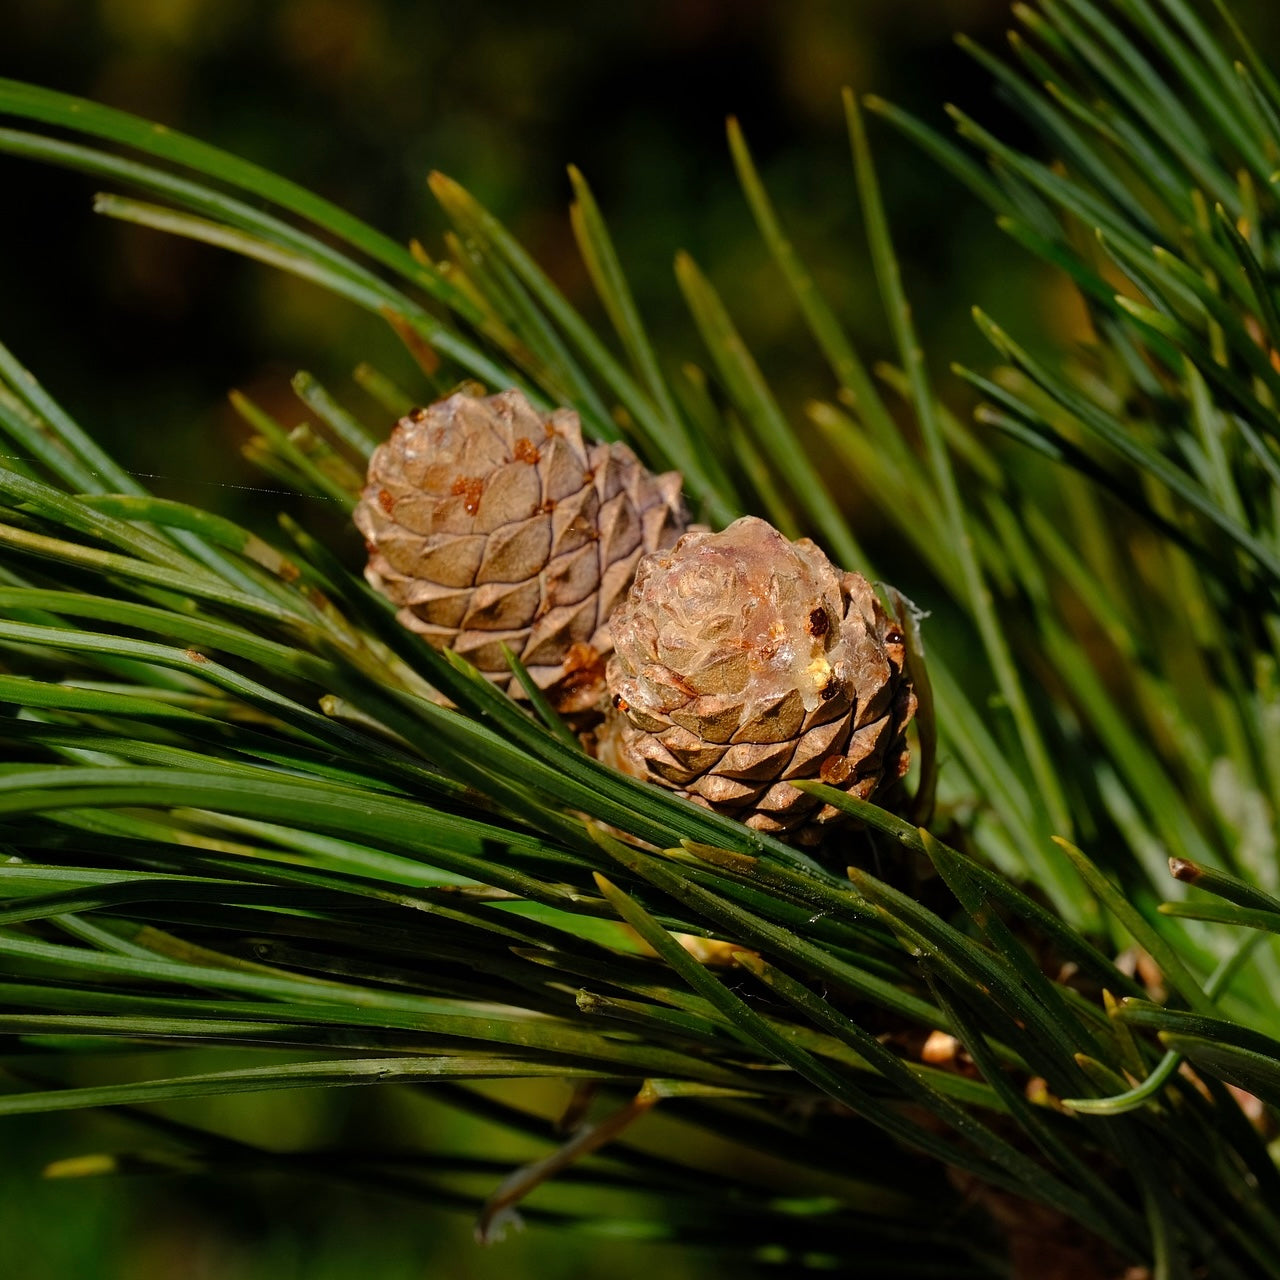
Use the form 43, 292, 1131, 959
4, 0, 1280, 1274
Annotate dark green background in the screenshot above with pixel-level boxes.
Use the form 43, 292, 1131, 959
3, 0, 1063, 532
3, 1, 1278, 1276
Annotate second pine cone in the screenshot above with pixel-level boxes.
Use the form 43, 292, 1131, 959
599, 516, 916, 844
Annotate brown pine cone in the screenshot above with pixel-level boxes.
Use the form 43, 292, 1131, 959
353, 388, 690, 714
598, 516, 916, 844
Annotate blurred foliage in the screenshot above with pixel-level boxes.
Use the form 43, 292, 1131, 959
2, 0, 1062, 535
0, 1086, 733, 1280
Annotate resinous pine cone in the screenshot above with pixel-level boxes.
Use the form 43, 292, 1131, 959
353, 388, 690, 713
599, 516, 916, 844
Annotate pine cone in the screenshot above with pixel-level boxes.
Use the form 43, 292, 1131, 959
353, 388, 691, 713
599, 516, 916, 844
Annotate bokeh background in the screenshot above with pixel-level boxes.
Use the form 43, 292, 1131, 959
3, 1, 1279, 1276
2, 0, 1077, 531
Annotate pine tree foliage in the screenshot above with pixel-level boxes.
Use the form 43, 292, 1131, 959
1, 0, 1280, 1274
